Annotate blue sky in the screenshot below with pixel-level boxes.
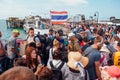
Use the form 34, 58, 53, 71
0, 0, 120, 20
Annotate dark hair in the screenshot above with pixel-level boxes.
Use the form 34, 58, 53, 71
117, 42, 120, 47
0, 67, 36, 80
44, 34, 48, 37
93, 28, 97, 33
57, 29, 63, 36
49, 28, 54, 32
14, 58, 27, 67
83, 37, 89, 43
97, 29, 104, 36
36, 66, 53, 80
52, 48, 62, 60
28, 42, 36, 48
28, 28, 34, 32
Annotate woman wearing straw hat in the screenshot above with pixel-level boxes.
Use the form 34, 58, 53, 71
62, 51, 89, 80
61, 40, 89, 80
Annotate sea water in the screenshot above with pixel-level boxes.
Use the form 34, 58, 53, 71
0, 20, 27, 40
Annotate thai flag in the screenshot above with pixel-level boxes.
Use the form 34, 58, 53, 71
50, 11, 68, 24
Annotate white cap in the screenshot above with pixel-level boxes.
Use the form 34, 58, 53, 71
68, 32, 75, 39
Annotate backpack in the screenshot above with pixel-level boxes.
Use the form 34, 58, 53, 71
114, 51, 120, 68
0, 55, 13, 74
34, 34, 46, 53
34, 34, 46, 44
106, 44, 116, 65
63, 63, 89, 80
50, 61, 64, 80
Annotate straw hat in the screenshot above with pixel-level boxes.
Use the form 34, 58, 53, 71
67, 52, 89, 70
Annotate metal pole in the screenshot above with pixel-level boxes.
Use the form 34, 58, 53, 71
94, 11, 99, 27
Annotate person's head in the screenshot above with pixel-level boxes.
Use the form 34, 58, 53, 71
0, 66, 36, 80
57, 29, 63, 36
26, 47, 37, 60
28, 42, 36, 48
67, 52, 89, 70
12, 29, 20, 37
55, 29, 63, 38
68, 32, 76, 41
14, 58, 27, 67
114, 36, 120, 42
53, 39, 60, 48
83, 37, 90, 43
52, 48, 62, 60
35, 65, 53, 80
49, 28, 54, 35
68, 41, 81, 53
93, 28, 97, 34
94, 36, 104, 50
25, 47, 39, 68
117, 42, 120, 51
28, 28, 34, 37
0, 31, 2, 38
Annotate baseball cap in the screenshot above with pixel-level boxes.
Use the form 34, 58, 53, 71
12, 29, 20, 34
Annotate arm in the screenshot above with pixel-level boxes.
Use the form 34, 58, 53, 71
37, 55, 41, 64
9, 39, 19, 56
35, 37, 41, 47
10, 48, 19, 55
95, 61, 102, 80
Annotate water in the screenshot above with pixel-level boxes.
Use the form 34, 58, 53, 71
0, 20, 27, 40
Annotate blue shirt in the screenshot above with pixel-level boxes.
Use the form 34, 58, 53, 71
84, 46, 101, 80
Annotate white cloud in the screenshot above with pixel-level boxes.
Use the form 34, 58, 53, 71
0, 0, 88, 19
60, 0, 88, 5
0, 0, 32, 19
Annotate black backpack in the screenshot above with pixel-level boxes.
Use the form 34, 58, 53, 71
34, 34, 46, 44
50, 61, 64, 80
0, 56, 13, 74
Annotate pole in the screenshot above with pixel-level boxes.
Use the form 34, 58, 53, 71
94, 11, 99, 27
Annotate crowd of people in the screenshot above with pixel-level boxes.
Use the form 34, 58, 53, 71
0, 23, 120, 80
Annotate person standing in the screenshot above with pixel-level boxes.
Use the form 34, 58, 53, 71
25, 28, 35, 44
7, 29, 20, 60
84, 36, 103, 80
0, 31, 13, 74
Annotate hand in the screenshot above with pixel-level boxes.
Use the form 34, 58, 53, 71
36, 43, 41, 47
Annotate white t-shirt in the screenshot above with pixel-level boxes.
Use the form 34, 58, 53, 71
27, 36, 34, 43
